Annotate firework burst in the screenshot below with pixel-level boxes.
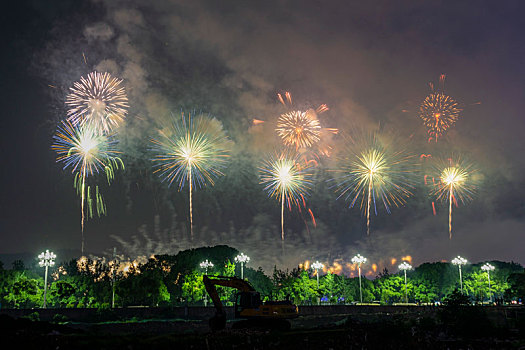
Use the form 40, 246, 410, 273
332, 132, 417, 235
151, 112, 232, 241
52, 120, 123, 254
66, 71, 128, 134
419, 75, 461, 142
431, 156, 477, 239
275, 92, 337, 155
276, 110, 321, 149
259, 151, 314, 241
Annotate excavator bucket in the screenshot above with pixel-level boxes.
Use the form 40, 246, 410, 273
209, 311, 226, 331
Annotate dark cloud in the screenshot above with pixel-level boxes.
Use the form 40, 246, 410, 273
84, 22, 115, 42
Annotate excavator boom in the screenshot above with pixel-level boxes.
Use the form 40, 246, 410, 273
202, 275, 298, 331
203, 275, 255, 314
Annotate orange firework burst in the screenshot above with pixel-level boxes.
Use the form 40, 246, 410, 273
419, 75, 461, 142
275, 92, 337, 154
276, 110, 321, 149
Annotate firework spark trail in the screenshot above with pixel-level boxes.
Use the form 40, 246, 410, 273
259, 151, 314, 242
151, 112, 232, 241
332, 133, 417, 235
449, 184, 453, 237
66, 71, 128, 134
52, 120, 123, 254
432, 157, 477, 239
419, 75, 461, 142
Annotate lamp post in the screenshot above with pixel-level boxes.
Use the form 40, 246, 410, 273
481, 263, 495, 303
234, 253, 250, 279
311, 261, 324, 305
111, 247, 119, 308
200, 260, 214, 307
38, 250, 56, 308
398, 261, 412, 304
451, 256, 467, 293
200, 259, 214, 275
351, 254, 367, 304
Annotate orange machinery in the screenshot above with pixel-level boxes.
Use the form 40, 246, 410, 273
202, 275, 298, 331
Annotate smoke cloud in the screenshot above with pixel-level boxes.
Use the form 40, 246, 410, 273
29, 0, 525, 271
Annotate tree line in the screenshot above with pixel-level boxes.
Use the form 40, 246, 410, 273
1, 246, 524, 309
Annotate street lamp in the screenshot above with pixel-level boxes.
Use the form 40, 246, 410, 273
234, 253, 250, 279
451, 256, 467, 293
311, 261, 324, 305
351, 254, 367, 304
200, 259, 214, 275
200, 260, 214, 307
38, 250, 56, 308
398, 261, 412, 304
481, 263, 495, 303
111, 247, 119, 308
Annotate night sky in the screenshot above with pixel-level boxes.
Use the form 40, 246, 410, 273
1, 0, 524, 273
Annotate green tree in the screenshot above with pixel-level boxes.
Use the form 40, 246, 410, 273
6, 274, 41, 308
375, 275, 405, 304
348, 276, 375, 302
181, 271, 205, 304
216, 260, 237, 305
117, 268, 167, 307
50, 281, 76, 307
271, 266, 296, 301
320, 272, 345, 303
413, 283, 438, 304
291, 270, 317, 304
158, 281, 171, 305
506, 271, 525, 301
244, 267, 273, 299
339, 276, 356, 303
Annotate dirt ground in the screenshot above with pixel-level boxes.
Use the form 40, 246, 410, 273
1, 311, 524, 349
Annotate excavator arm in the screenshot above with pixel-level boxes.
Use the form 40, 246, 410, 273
202, 275, 256, 330
203, 275, 297, 331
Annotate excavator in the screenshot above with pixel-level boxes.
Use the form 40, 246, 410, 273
202, 275, 298, 331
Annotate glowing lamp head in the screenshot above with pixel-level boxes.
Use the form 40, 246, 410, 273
38, 250, 56, 267
481, 263, 495, 272
398, 261, 412, 271
235, 253, 250, 264
311, 261, 324, 270
200, 259, 214, 269
351, 254, 367, 266
451, 256, 467, 266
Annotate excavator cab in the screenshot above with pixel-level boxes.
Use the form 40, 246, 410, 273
235, 291, 262, 317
